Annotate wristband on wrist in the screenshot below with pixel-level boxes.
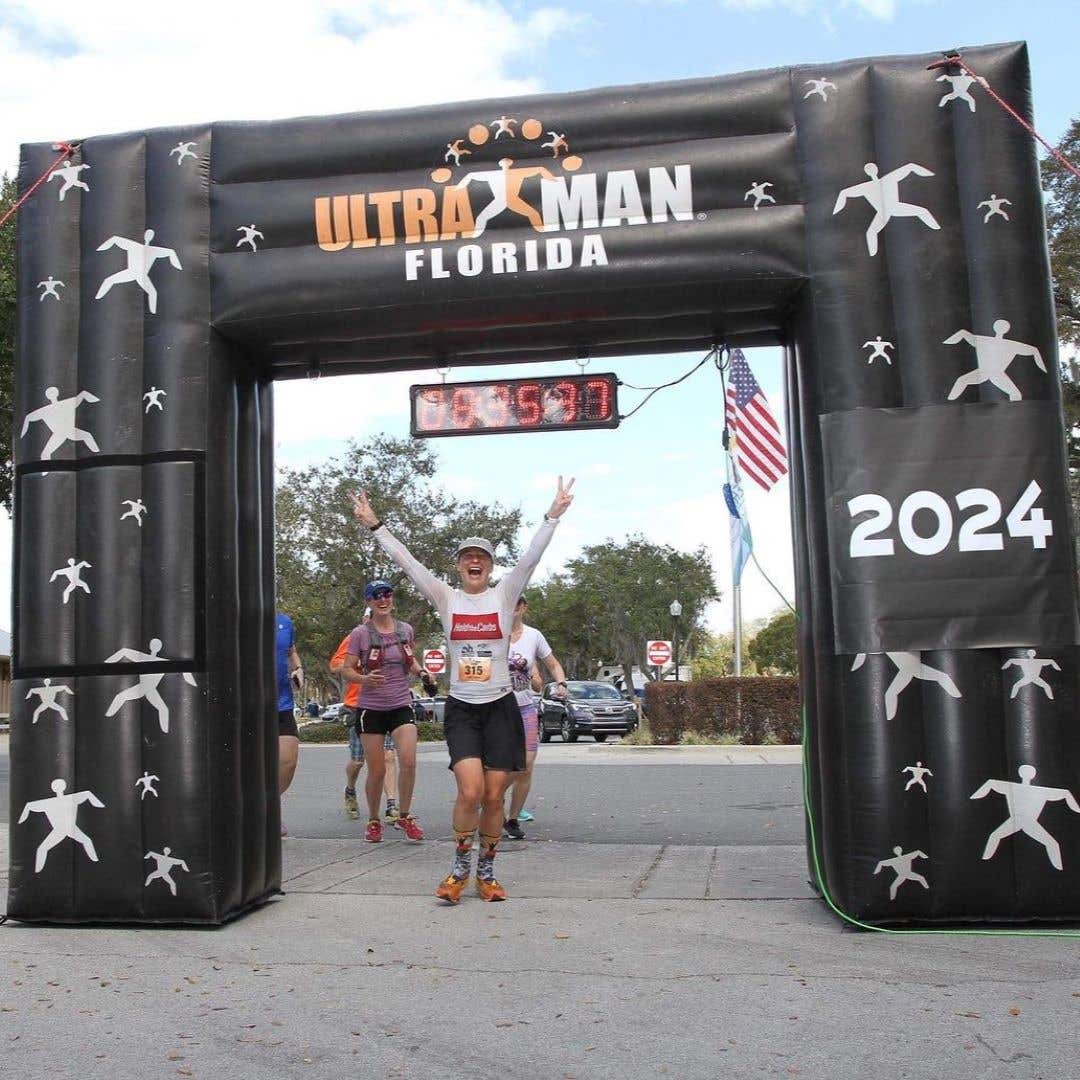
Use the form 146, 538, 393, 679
369, 520, 383, 532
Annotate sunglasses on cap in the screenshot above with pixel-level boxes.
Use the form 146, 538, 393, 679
371, 588, 393, 600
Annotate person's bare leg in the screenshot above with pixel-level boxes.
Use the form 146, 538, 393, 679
392, 726, 418, 815
383, 747, 398, 813
361, 735, 386, 821
507, 752, 536, 820
278, 736, 299, 795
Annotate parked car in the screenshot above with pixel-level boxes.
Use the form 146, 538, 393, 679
538, 681, 638, 742
410, 690, 435, 724
426, 696, 447, 724
318, 702, 344, 722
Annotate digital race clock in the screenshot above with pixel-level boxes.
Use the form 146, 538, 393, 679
410, 372, 620, 438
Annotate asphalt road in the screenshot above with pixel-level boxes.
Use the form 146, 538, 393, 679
0, 736, 804, 845
282, 740, 804, 845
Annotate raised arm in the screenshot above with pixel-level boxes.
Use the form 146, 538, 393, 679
18, 802, 37, 823
832, 188, 851, 214
502, 476, 574, 600
105, 647, 143, 662
970, 781, 994, 800
1017, 342, 1047, 373
943, 330, 975, 346
351, 490, 451, 612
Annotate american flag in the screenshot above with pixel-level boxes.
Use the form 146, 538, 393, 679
724, 348, 788, 491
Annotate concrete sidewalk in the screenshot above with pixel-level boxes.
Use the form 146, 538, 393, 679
3, 831, 1079, 1080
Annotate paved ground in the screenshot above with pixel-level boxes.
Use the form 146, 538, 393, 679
280, 741, 805, 845
3, 736, 1080, 1079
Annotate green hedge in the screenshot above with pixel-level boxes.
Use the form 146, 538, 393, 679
643, 677, 801, 745
299, 721, 445, 743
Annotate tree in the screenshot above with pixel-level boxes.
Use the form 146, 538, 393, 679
275, 435, 522, 699
0, 175, 17, 512
747, 610, 798, 675
528, 534, 718, 689
1043, 121, 1080, 557
691, 631, 737, 679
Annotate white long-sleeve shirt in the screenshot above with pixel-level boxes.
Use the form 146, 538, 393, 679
372, 518, 558, 704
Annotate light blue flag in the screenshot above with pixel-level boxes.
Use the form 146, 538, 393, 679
723, 452, 753, 587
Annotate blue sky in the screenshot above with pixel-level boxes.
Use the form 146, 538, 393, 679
1, 0, 1076, 641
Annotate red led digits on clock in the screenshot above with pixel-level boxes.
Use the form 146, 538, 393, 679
584, 377, 612, 420
515, 382, 542, 426
553, 380, 578, 422
452, 387, 479, 429
482, 384, 511, 428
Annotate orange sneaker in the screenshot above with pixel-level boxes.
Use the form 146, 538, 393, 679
395, 814, 425, 842
365, 819, 383, 843
435, 874, 469, 905
476, 877, 508, 902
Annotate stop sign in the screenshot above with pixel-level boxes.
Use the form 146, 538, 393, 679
423, 648, 446, 675
646, 640, 672, 667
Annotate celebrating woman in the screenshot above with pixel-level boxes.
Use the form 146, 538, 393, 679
340, 579, 435, 843
350, 477, 574, 903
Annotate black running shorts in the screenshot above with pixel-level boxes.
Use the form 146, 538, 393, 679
278, 710, 299, 738
444, 693, 525, 772
355, 705, 415, 736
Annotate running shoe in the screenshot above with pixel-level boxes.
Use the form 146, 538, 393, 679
395, 814, 425, 841
476, 877, 508, 902
384, 800, 399, 822
503, 818, 525, 841
435, 874, 469, 905
518, 809, 534, 823
344, 791, 360, 820
365, 819, 383, 843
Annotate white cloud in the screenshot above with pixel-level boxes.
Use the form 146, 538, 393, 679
0, 0, 581, 176
718, 0, 897, 16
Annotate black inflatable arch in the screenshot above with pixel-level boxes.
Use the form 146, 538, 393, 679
10, 41, 1079, 924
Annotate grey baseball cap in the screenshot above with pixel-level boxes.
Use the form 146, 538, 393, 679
455, 537, 495, 560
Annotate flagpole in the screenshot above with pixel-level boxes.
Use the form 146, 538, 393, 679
733, 583, 743, 676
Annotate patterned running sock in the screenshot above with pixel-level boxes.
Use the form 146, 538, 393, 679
477, 833, 501, 883
344, 786, 356, 797
451, 830, 475, 880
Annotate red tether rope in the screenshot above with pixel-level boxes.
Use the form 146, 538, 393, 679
928, 53, 1080, 180
0, 141, 78, 231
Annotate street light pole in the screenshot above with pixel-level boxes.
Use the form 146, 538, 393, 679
669, 599, 682, 682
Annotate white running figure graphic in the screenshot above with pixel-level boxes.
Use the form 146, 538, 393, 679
104, 638, 198, 734
50, 558, 92, 604
744, 181, 775, 210
144, 847, 189, 894
541, 132, 569, 158
454, 158, 555, 238
833, 162, 940, 256
944, 319, 1046, 402
37, 277, 65, 301
978, 193, 1012, 223
169, 141, 198, 165
1002, 649, 1061, 700
236, 224, 264, 252
445, 139, 471, 166
902, 761, 934, 793
47, 161, 90, 201
135, 771, 160, 800
803, 78, 837, 101
851, 652, 962, 722
143, 386, 167, 413
95, 229, 182, 315
491, 116, 517, 139
862, 337, 895, 365
26, 679, 74, 725
121, 498, 148, 526
21, 386, 100, 460
936, 71, 987, 113
971, 765, 1080, 870
873, 846, 929, 900
18, 779, 104, 873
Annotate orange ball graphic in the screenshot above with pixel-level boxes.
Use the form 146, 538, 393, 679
521, 118, 543, 140
468, 124, 489, 146
562, 155, 583, 172
430, 167, 452, 183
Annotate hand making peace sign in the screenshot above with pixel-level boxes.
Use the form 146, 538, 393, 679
349, 489, 379, 529
546, 475, 575, 519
